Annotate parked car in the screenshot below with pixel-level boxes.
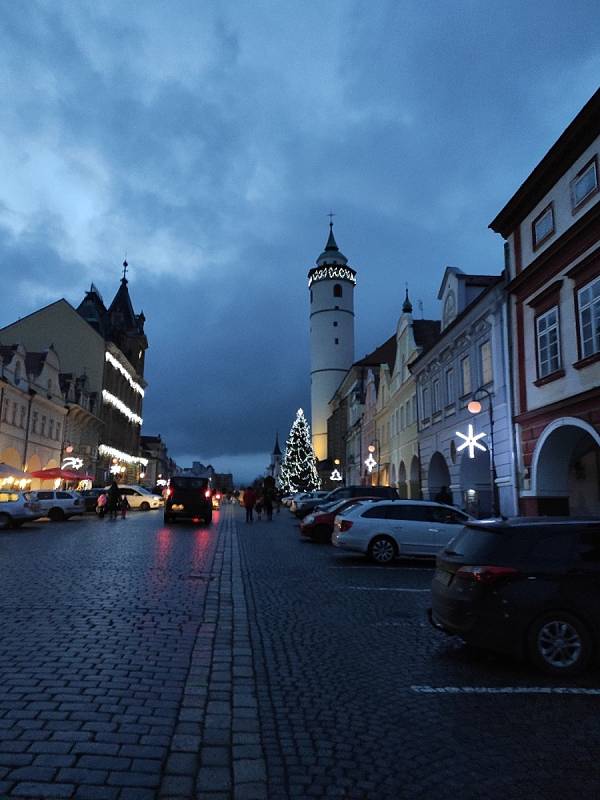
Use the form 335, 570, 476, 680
79, 488, 106, 512
212, 492, 222, 510
0, 491, 43, 529
295, 484, 399, 518
105, 485, 163, 511
300, 497, 378, 542
332, 500, 471, 563
29, 490, 83, 522
164, 476, 212, 524
290, 491, 329, 514
430, 516, 600, 676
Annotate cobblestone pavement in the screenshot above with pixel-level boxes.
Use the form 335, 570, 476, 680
0, 505, 599, 800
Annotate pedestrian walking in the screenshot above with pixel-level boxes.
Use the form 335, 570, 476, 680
96, 492, 107, 518
255, 496, 263, 521
120, 494, 130, 519
263, 490, 274, 521
243, 486, 256, 523
106, 480, 120, 520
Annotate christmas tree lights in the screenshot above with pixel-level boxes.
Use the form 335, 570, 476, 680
279, 408, 321, 492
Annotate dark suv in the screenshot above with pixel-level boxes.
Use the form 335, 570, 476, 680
164, 476, 212, 524
430, 516, 600, 675
294, 485, 398, 518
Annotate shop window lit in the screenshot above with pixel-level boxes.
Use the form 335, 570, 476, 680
578, 276, 600, 358
536, 307, 561, 377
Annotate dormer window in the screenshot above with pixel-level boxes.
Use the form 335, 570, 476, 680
532, 203, 555, 249
14, 361, 21, 386
571, 156, 598, 211
333, 284, 342, 298
47, 379, 53, 397
443, 291, 456, 328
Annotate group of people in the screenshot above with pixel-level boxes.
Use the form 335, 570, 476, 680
96, 480, 130, 520
242, 485, 281, 523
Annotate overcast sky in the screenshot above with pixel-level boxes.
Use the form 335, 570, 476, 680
0, 1, 598, 482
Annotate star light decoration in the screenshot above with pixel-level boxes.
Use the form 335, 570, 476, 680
364, 453, 378, 473
456, 424, 487, 459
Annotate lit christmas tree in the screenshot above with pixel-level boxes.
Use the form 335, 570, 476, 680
279, 409, 321, 492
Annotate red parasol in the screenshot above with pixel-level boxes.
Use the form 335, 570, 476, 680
30, 468, 94, 482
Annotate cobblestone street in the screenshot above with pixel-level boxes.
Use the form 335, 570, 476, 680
0, 505, 599, 799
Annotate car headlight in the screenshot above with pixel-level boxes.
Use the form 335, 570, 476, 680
304, 515, 315, 524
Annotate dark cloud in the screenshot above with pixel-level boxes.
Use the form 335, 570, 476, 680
0, 0, 598, 480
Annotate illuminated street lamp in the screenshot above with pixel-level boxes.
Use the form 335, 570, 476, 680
467, 387, 499, 517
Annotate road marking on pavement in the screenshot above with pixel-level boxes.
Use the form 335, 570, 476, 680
348, 586, 430, 592
411, 685, 600, 695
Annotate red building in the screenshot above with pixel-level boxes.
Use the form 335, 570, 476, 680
490, 89, 600, 515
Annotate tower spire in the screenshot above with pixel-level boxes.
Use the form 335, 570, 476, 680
402, 284, 413, 314
122, 259, 129, 283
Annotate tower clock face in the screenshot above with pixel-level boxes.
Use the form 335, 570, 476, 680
443, 291, 456, 327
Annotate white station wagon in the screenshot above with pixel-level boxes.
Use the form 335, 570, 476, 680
332, 500, 472, 564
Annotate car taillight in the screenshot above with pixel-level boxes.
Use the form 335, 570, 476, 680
204, 490, 211, 498
338, 519, 353, 532
216, 493, 221, 500
168, 487, 174, 497
455, 565, 520, 584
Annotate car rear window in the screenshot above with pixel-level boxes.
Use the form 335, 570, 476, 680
445, 526, 532, 561
171, 478, 208, 490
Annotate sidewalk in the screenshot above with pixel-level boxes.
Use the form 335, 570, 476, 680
159, 505, 268, 800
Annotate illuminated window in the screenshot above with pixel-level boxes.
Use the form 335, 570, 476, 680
536, 307, 561, 377
333, 284, 342, 298
578, 276, 600, 358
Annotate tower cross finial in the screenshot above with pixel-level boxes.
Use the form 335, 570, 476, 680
122, 259, 128, 280
327, 210, 335, 227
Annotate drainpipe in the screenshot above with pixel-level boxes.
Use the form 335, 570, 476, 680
502, 291, 520, 517
0, 385, 4, 438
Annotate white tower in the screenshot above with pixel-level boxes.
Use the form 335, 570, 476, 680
308, 223, 356, 461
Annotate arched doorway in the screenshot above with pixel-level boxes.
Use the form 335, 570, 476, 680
409, 455, 421, 499
428, 452, 450, 502
460, 448, 491, 517
398, 462, 407, 498
533, 419, 600, 516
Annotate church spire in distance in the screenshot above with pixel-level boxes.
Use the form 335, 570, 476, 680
402, 284, 413, 314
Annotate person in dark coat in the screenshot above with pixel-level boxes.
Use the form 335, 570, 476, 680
434, 485, 453, 506
106, 480, 120, 520
243, 486, 257, 523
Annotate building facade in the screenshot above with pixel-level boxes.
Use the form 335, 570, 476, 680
0, 267, 149, 483
309, 224, 356, 462
411, 268, 518, 518
490, 89, 600, 515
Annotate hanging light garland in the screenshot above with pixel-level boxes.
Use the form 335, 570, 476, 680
98, 444, 148, 466
105, 352, 145, 396
102, 390, 143, 425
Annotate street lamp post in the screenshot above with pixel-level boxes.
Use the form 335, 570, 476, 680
467, 387, 499, 517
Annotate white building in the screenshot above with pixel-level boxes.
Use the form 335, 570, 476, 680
410, 269, 518, 518
308, 223, 356, 462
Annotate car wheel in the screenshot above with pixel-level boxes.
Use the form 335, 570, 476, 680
140, 502, 150, 511
368, 535, 397, 564
0, 513, 11, 530
527, 611, 592, 676
48, 508, 65, 522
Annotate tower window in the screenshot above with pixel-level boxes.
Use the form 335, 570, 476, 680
335, 338, 339, 345
333, 284, 342, 298
333, 321, 338, 327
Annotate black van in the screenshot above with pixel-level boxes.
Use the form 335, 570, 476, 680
164, 476, 212, 524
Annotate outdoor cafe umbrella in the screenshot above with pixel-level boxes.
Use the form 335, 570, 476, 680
0, 463, 33, 479
29, 468, 94, 482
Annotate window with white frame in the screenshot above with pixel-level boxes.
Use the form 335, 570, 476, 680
571, 157, 598, 210
460, 356, 471, 395
480, 340, 493, 385
421, 386, 430, 419
445, 368, 455, 405
432, 379, 440, 413
578, 276, 600, 358
411, 394, 417, 423
400, 405, 405, 430
532, 204, 554, 248
536, 307, 561, 378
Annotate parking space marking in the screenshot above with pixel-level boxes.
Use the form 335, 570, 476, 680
411, 685, 600, 695
348, 586, 430, 592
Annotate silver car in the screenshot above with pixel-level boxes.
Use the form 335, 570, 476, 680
28, 490, 83, 522
0, 491, 43, 529
332, 500, 472, 564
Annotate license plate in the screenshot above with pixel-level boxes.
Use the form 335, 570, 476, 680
172, 504, 184, 511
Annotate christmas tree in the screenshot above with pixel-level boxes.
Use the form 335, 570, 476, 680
279, 409, 321, 492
